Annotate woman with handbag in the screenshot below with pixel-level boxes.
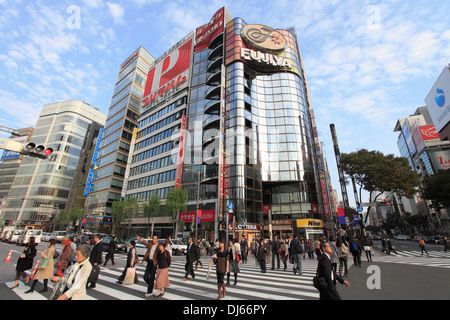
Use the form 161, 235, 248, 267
54, 239, 72, 277
336, 237, 349, 277
25, 239, 55, 293
116, 240, 139, 285
208, 241, 229, 300
11, 236, 36, 289
155, 242, 171, 297
256, 239, 268, 273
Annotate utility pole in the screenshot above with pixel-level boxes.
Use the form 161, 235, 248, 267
330, 124, 351, 233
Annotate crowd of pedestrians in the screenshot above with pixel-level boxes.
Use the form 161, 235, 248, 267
8, 230, 448, 301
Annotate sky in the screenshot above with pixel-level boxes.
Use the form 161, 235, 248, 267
0, 0, 449, 206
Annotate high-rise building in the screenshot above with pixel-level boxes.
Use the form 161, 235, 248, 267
124, 7, 329, 241
2, 100, 106, 230
85, 47, 155, 222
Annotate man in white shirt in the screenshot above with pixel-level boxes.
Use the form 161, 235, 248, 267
137, 235, 158, 297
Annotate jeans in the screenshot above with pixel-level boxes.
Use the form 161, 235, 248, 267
293, 253, 302, 273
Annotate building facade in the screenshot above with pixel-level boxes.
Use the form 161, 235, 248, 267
124, 7, 328, 241
85, 47, 155, 225
1, 100, 106, 230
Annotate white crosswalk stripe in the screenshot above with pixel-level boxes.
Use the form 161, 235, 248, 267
6, 257, 321, 300
370, 250, 450, 269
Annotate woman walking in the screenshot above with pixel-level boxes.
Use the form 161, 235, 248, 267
226, 239, 240, 286
116, 240, 139, 284
11, 236, 36, 289
256, 239, 268, 273
362, 236, 373, 262
208, 241, 229, 300
26, 239, 55, 293
155, 242, 171, 297
56, 244, 93, 300
280, 240, 289, 271
336, 237, 349, 277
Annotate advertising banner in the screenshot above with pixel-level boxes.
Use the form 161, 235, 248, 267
194, 7, 224, 52
425, 66, 450, 133
178, 209, 215, 223
142, 34, 193, 111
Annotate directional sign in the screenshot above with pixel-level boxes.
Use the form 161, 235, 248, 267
228, 203, 233, 210
357, 206, 363, 212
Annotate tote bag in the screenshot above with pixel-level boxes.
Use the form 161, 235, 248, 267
37, 257, 50, 270
124, 267, 136, 285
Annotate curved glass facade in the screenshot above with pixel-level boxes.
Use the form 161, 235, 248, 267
223, 18, 319, 226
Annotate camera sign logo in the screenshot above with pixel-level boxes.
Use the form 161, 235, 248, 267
241, 24, 287, 53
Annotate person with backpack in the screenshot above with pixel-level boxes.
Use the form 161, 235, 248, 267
349, 236, 362, 268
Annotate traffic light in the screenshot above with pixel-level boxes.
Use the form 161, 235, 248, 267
21, 142, 53, 159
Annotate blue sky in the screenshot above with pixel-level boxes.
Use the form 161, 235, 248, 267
1, 0, 449, 206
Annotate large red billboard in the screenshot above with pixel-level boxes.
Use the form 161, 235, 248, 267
194, 7, 224, 52
142, 35, 193, 111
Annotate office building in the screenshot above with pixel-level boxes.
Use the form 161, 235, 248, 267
124, 7, 329, 241
1, 100, 106, 230
85, 47, 155, 223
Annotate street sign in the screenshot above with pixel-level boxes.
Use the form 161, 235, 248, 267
357, 206, 363, 212
228, 203, 233, 210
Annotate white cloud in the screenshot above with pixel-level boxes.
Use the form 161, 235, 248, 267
106, 2, 124, 24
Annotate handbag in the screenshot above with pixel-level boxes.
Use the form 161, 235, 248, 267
37, 257, 50, 270
88, 266, 100, 283
124, 267, 136, 285
235, 251, 240, 262
312, 267, 328, 291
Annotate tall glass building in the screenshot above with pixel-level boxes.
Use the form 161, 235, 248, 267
125, 7, 328, 241
2, 100, 106, 230
86, 47, 155, 220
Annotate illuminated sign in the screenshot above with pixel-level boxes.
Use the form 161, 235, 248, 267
142, 35, 193, 111
296, 219, 323, 228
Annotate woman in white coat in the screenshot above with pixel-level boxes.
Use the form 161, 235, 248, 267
57, 244, 93, 300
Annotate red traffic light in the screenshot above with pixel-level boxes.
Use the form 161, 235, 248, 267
44, 148, 53, 155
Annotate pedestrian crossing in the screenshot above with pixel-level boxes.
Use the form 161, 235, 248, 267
6, 257, 321, 300
369, 250, 450, 269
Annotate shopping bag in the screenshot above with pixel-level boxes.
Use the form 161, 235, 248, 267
206, 267, 211, 280
124, 267, 136, 285
37, 257, 50, 270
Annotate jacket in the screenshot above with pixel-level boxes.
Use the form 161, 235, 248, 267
317, 253, 345, 291
140, 239, 159, 266
16, 244, 36, 272
186, 242, 200, 263
65, 259, 93, 300
89, 241, 103, 266
34, 245, 55, 280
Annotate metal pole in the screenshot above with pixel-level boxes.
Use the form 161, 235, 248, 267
195, 170, 200, 241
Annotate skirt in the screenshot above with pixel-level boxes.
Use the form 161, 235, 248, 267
155, 268, 170, 289
229, 260, 240, 273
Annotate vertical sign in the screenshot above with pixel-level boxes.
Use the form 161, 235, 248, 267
91, 127, 104, 166
175, 115, 187, 189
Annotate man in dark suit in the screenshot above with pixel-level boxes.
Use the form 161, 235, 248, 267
316, 241, 350, 300
184, 237, 200, 280
87, 234, 103, 289
271, 235, 281, 270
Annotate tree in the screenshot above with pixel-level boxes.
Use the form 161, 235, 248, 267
340, 149, 421, 224
142, 194, 161, 237
422, 169, 450, 211
111, 198, 139, 237
164, 187, 188, 237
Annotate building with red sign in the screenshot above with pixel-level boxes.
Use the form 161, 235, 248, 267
124, 7, 331, 241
